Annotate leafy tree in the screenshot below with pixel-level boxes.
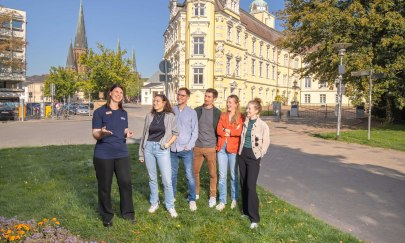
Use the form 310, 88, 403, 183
79, 43, 134, 97
278, 0, 405, 122
0, 9, 26, 74
125, 71, 143, 101
43, 67, 78, 101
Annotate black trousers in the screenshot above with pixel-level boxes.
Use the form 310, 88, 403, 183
93, 156, 134, 222
238, 147, 261, 223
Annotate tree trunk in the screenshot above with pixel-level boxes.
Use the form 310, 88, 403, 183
385, 95, 394, 124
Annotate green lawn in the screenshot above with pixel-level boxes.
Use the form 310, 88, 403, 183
314, 124, 405, 152
0, 144, 359, 242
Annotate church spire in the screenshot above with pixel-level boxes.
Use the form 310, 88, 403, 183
66, 40, 77, 70
131, 48, 138, 73
74, 0, 88, 49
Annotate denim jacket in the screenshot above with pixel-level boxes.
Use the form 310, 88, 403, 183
139, 112, 178, 161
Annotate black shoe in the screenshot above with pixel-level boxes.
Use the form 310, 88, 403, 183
103, 220, 113, 227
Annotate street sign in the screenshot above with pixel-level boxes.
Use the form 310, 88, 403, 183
338, 65, 345, 74
159, 60, 172, 73
371, 73, 385, 79
351, 70, 371, 77
159, 74, 172, 82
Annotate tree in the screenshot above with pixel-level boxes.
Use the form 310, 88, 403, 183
44, 67, 78, 101
278, 0, 405, 122
79, 43, 134, 98
125, 71, 143, 102
0, 9, 26, 74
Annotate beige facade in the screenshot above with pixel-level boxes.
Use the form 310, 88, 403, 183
164, 0, 350, 109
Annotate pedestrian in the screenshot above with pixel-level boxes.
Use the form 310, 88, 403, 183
238, 98, 270, 229
91, 84, 135, 227
215, 95, 244, 211
193, 88, 221, 208
139, 94, 179, 218
170, 87, 199, 211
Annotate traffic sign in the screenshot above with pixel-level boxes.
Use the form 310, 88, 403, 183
159, 74, 172, 82
351, 70, 371, 77
159, 60, 172, 73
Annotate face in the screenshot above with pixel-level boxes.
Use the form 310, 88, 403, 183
246, 103, 259, 118
204, 92, 216, 106
227, 98, 238, 112
177, 90, 189, 105
109, 87, 123, 103
153, 96, 165, 112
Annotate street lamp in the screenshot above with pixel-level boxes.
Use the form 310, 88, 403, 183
334, 42, 352, 139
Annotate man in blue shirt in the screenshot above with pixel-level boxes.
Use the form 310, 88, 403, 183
170, 87, 199, 211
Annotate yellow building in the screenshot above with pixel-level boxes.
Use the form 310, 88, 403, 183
164, 0, 350, 108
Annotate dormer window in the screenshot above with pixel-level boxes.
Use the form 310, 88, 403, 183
194, 3, 205, 16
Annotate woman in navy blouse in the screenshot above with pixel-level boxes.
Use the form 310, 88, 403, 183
92, 84, 135, 227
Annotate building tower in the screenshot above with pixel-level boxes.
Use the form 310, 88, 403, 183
249, 0, 275, 28
131, 49, 138, 73
73, 0, 88, 73
66, 40, 77, 70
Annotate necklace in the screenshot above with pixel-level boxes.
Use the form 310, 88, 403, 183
154, 112, 164, 124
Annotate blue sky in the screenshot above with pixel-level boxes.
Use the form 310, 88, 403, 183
1, 0, 285, 78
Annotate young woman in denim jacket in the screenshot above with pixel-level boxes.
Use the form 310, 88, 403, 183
139, 94, 179, 218
238, 98, 270, 229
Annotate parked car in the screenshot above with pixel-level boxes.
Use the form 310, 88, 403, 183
0, 102, 18, 121
76, 105, 90, 115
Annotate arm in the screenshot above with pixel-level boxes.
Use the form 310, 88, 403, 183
229, 116, 244, 137
164, 135, 177, 149
261, 121, 270, 155
186, 110, 199, 150
216, 113, 226, 137
92, 127, 113, 140
139, 114, 150, 162
165, 113, 178, 148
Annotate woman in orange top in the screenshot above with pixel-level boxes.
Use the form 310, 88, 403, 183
215, 95, 244, 211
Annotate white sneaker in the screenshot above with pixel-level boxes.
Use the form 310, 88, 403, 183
231, 200, 237, 209
208, 197, 216, 208
250, 222, 258, 229
168, 208, 178, 218
148, 203, 159, 213
215, 202, 225, 211
196, 194, 199, 200
189, 201, 197, 211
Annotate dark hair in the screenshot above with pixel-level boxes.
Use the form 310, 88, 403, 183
248, 97, 263, 114
151, 94, 173, 114
227, 94, 242, 124
178, 87, 191, 97
206, 88, 218, 98
106, 84, 125, 111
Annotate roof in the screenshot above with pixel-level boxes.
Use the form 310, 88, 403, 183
142, 82, 163, 88
74, 1, 88, 49
66, 41, 77, 70
146, 70, 164, 83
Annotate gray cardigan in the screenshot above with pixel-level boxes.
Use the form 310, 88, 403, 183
138, 112, 178, 161
238, 117, 270, 159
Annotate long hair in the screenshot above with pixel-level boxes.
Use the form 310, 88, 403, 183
151, 94, 173, 114
248, 97, 263, 115
227, 94, 242, 124
106, 84, 125, 111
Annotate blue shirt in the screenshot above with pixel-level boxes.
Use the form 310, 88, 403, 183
92, 105, 129, 159
170, 105, 198, 152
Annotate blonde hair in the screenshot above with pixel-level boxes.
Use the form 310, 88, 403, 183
248, 98, 263, 114
227, 94, 242, 124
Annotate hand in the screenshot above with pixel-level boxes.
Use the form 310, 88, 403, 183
139, 159, 144, 163
164, 143, 170, 149
101, 126, 113, 136
126, 130, 134, 138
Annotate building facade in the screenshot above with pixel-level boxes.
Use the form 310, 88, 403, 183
164, 0, 349, 108
0, 7, 26, 104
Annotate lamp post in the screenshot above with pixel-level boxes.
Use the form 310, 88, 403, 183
334, 43, 352, 139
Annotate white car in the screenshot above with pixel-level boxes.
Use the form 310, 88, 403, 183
76, 105, 90, 115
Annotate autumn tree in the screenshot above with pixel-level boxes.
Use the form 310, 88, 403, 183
278, 0, 405, 122
43, 66, 78, 101
0, 8, 26, 74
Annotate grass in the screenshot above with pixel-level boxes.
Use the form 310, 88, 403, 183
0, 144, 359, 242
314, 124, 405, 152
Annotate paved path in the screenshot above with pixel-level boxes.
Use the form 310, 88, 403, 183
1, 105, 404, 242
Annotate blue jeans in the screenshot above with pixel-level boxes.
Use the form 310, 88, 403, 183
217, 143, 238, 204
144, 141, 175, 209
171, 150, 196, 201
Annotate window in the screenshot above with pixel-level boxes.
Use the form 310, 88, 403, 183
244, 35, 248, 48
266, 64, 269, 79
320, 94, 326, 103
259, 62, 263, 77
272, 48, 276, 61
294, 58, 299, 69
283, 74, 287, 85
193, 68, 204, 84
226, 57, 231, 75
266, 46, 270, 59
236, 30, 240, 44
284, 54, 288, 66
319, 82, 327, 88
194, 3, 205, 16
304, 94, 311, 103
236, 59, 240, 76
193, 37, 204, 55
272, 66, 275, 80
259, 44, 263, 56
305, 77, 311, 88
227, 26, 232, 41
252, 41, 256, 54
251, 59, 256, 75
12, 20, 23, 30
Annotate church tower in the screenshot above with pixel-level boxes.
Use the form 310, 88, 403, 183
66, 40, 77, 70
131, 49, 138, 73
73, 0, 88, 73
250, 0, 275, 29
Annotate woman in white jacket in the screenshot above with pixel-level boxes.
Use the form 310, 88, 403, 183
238, 98, 270, 229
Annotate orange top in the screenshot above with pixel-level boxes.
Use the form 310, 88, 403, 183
216, 112, 245, 153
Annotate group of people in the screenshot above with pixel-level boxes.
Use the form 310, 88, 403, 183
91, 84, 270, 229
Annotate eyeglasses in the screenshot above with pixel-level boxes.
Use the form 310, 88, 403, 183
177, 94, 187, 97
